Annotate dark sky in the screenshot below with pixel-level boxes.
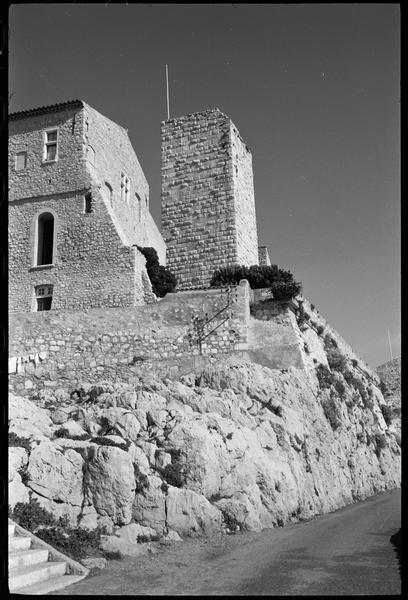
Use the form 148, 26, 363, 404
9, 3, 400, 368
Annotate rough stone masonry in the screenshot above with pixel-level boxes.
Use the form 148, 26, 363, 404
161, 108, 259, 289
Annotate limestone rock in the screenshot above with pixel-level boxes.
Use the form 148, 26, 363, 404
26, 443, 84, 506
114, 522, 158, 543
166, 486, 222, 536
100, 535, 150, 557
9, 472, 30, 508
78, 505, 99, 531
9, 447, 29, 477
9, 394, 52, 436
132, 475, 166, 532
85, 445, 135, 525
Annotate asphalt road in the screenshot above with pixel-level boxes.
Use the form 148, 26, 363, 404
56, 488, 401, 596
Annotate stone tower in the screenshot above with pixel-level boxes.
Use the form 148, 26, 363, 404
161, 108, 259, 289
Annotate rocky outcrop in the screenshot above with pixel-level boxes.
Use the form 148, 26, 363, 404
9, 359, 401, 539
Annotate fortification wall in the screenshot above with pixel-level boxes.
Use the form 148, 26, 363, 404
161, 109, 243, 289
9, 282, 250, 396
249, 289, 379, 382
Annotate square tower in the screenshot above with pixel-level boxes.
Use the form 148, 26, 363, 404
161, 108, 259, 289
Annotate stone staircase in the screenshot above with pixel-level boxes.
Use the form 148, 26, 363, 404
8, 519, 89, 594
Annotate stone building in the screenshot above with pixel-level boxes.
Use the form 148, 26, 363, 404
161, 108, 262, 289
9, 100, 165, 313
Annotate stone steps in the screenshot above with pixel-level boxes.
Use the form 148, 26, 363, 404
8, 519, 88, 594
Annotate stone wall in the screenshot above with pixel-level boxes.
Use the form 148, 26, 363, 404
248, 290, 379, 382
9, 281, 250, 396
161, 108, 259, 289
83, 103, 166, 264
9, 188, 151, 312
9, 101, 165, 312
230, 121, 259, 265
258, 246, 271, 266
9, 104, 88, 201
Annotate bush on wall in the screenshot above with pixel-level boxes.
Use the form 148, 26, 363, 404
210, 264, 302, 299
137, 246, 177, 297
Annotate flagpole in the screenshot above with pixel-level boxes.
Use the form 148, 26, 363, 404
165, 64, 170, 120
387, 328, 393, 361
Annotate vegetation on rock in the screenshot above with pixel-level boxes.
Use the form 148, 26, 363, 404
137, 246, 177, 297
210, 264, 302, 299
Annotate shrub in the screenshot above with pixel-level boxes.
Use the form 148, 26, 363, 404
379, 379, 389, 396
209, 264, 302, 299
102, 550, 123, 560
321, 395, 342, 430
270, 404, 283, 417
137, 246, 177, 297
333, 379, 346, 398
324, 334, 338, 350
36, 526, 101, 560
351, 359, 358, 368
221, 510, 241, 532
315, 364, 335, 389
270, 279, 302, 300
10, 497, 59, 532
316, 325, 325, 336
134, 464, 150, 494
375, 433, 387, 450
91, 436, 130, 451
161, 463, 185, 488
54, 427, 70, 438
9, 432, 31, 452
326, 348, 348, 373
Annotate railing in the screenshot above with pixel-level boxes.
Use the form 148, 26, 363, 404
186, 286, 238, 354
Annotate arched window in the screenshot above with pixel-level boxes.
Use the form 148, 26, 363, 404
37, 212, 54, 265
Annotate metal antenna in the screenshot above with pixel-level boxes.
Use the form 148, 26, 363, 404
165, 64, 170, 120
387, 329, 394, 361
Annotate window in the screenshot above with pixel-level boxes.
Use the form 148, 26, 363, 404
36, 212, 54, 265
84, 192, 93, 213
105, 182, 113, 207
15, 152, 27, 171
135, 193, 141, 221
120, 172, 130, 204
35, 285, 53, 311
43, 129, 59, 162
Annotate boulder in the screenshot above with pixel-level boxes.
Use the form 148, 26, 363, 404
128, 444, 150, 475
50, 406, 76, 425
85, 445, 135, 525
9, 447, 29, 477
100, 535, 151, 557
166, 486, 222, 536
115, 411, 141, 441
77, 505, 99, 531
26, 443, 84, 506
114, 522, 158, 543
9, 394, 52, 435
97, 515, 115, 535
9, 472, 30, 508
55, 419, 88, 438
132, 475, 166, 532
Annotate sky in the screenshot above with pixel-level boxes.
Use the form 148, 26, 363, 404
8, 3, 400, 368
